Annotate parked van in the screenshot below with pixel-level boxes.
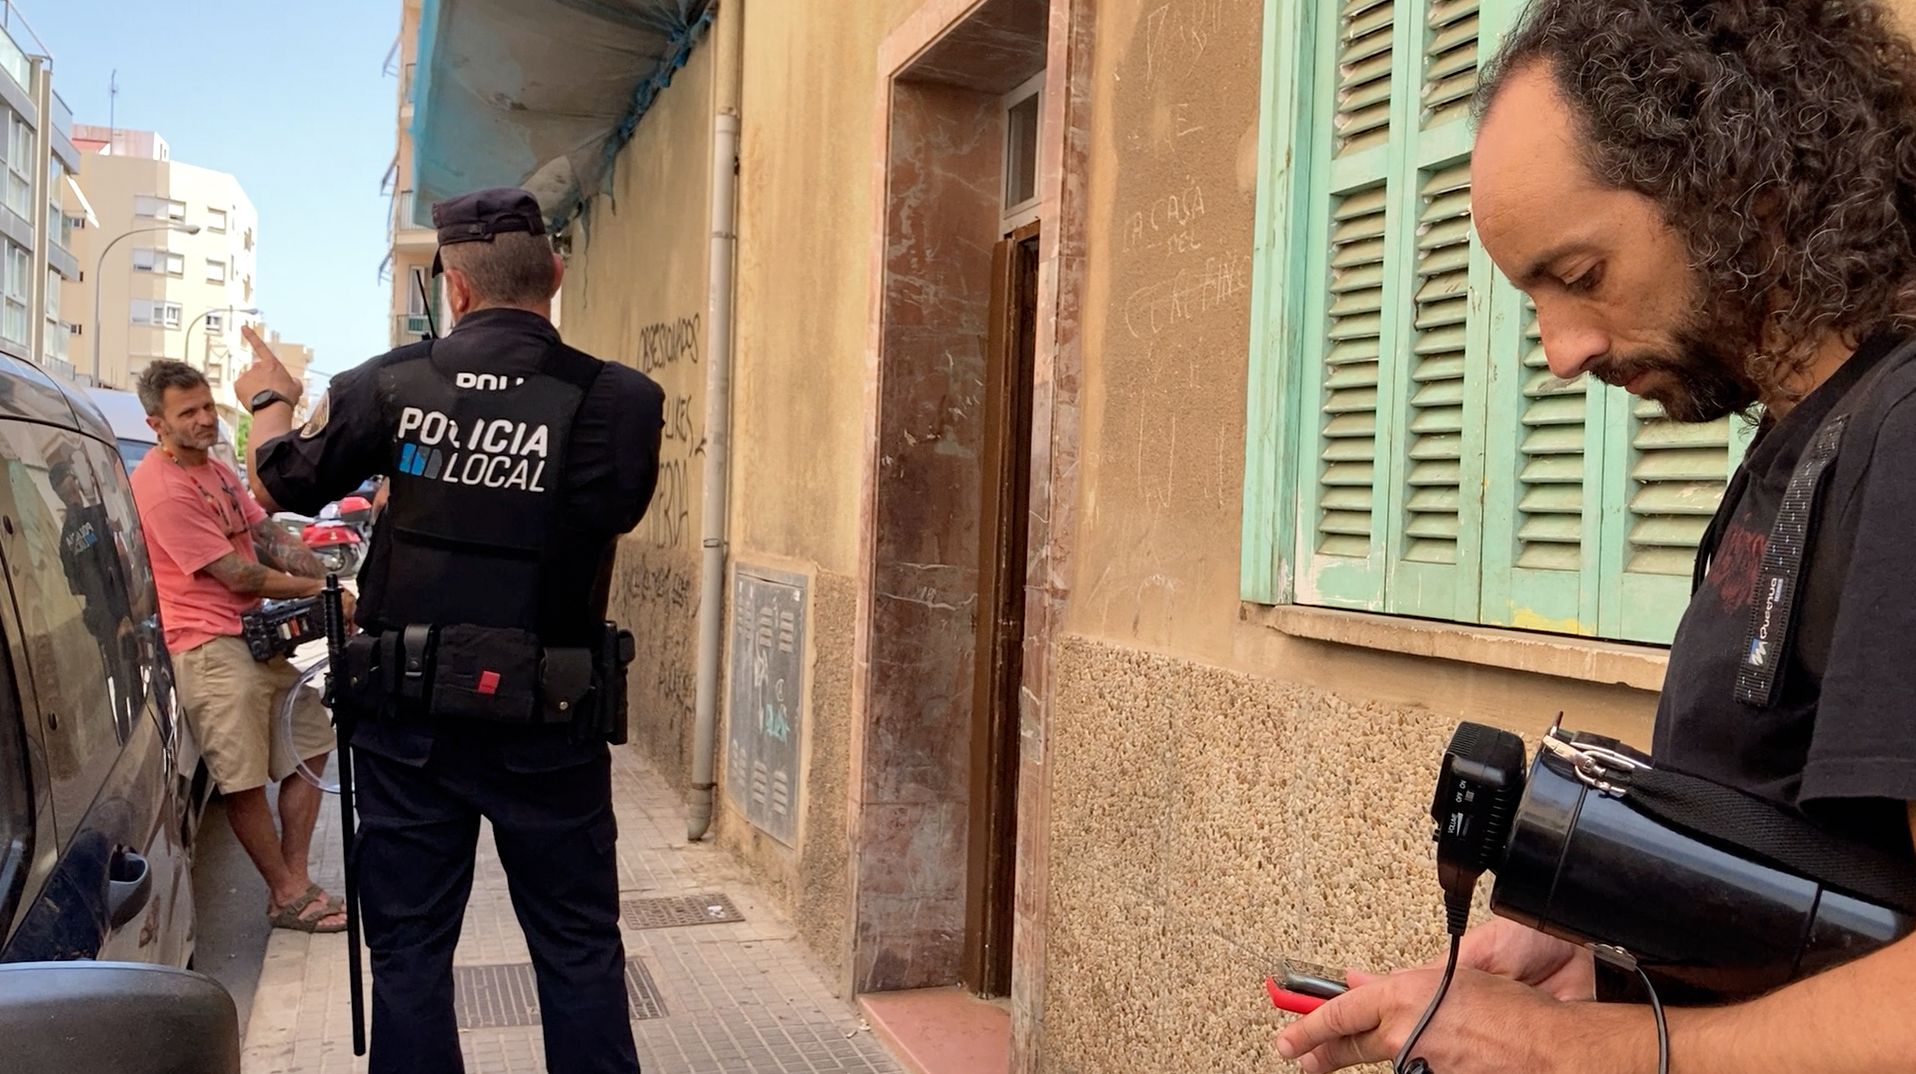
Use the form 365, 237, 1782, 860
0, 358, 212, 1036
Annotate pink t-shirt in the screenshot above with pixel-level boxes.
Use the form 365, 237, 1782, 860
130, 451, 268, 654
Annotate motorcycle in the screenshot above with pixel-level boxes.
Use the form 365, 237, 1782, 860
301, 519, 363, 576
335, 494, 374, 531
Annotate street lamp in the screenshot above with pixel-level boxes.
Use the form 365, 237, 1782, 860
183, 305, 261, 362
91, 221, 203, 385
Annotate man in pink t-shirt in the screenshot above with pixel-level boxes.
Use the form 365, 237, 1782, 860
129, 360, 346, 934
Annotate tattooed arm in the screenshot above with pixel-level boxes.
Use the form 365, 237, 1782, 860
250, 518, 326, 580
202, 551, 324, 599
198, 519, 326, 596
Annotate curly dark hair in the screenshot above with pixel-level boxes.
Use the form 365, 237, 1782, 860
1478, 0, 1916, 400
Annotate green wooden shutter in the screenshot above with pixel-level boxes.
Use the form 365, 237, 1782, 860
1381, 0, 1485, 620
1599, 405, 1741, 642
1339, 0, 1397, 155
1243, 0, 1335, 604
1480, 298, 1610, 633
1293, 0, 1401, 609
1320, 185, 1390, 565
1265, 0, 1744, 642
1423, 0, 1481, 126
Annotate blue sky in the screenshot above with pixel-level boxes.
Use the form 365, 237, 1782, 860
31, 0, 403, 381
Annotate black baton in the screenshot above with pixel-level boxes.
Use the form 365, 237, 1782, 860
322, 575, 367, 1056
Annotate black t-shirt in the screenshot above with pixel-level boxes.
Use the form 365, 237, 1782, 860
1655, 330, 1916, 859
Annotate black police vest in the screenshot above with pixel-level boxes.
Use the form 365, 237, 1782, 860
361, 339, 603, 639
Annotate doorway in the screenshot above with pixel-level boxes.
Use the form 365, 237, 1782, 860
964, 222, 1039, 998
850, 0, 1049, 1002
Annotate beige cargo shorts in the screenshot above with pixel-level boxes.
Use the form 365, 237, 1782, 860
174, 635, 336, 794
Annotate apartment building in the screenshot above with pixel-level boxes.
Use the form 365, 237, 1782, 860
0, 3, 85, 381
379, 0, 437, 349
63, 125, 259, 420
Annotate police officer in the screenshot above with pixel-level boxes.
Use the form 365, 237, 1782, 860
237, 187, 663, 1074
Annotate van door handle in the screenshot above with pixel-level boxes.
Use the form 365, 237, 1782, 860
106, 849, 152, 930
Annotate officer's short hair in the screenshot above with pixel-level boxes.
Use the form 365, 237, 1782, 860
440, 231, 557, 307
136, 360, 209, 417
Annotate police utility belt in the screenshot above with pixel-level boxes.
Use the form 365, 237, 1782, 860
336, 621, 636, 744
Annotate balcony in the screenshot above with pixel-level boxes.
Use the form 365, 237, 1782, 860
0, 2, 39, 97
392, 311, 433, 344
48, 87, 79, 170
50, 87, 69, 139
47, 201, 69, 251
390, 190, 434, 251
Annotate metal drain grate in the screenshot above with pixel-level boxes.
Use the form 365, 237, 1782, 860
453, 958, 666, 1028
623, 958, 667, 1021
621, 892, 745, 931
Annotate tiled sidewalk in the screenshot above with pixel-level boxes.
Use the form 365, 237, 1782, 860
239, 745, 902, 1074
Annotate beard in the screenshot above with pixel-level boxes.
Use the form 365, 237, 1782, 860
164, 422, 220, 451
1587, 301, 1759, 424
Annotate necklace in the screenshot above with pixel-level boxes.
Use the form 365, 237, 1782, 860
162, 440, 249, 537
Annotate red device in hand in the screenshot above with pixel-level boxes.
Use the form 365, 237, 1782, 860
1265, 960, 1349, 1015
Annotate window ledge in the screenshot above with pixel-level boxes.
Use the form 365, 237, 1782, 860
1246, 604, 1668, 692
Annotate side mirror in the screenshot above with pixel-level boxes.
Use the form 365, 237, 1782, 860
0, 961, 240, 1074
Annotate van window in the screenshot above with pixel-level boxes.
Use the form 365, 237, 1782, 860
0, 422, 134, 844
115, 439, 152, 473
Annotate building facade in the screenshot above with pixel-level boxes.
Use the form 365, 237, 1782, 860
407, 1, 1916, 1071
63, 125, 260, 418
380, 0, 437, 350
0, 3, 84, 382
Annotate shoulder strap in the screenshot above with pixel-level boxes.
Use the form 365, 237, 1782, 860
1733, 414, 1849, 706
1624, 763, 1916, 913
1731, 340, 1916, 706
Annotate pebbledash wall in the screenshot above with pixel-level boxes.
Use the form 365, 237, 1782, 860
562, 1, 1916, 1073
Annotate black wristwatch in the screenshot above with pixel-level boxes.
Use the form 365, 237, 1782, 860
248, 389, 294, 414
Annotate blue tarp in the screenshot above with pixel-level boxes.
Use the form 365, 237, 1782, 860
409, 0, 714, 230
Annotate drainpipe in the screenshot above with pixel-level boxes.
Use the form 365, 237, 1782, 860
688, 2, 743, 842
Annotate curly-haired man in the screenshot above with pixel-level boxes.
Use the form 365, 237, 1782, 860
1281, 2, 1916, 1071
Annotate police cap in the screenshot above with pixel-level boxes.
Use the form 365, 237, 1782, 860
429, 187, 546, 275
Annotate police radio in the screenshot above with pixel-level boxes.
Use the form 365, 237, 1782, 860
1432, 720, 1916, 1002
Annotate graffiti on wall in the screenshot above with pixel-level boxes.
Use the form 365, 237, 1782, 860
638, 315, 701, 375
634, 313, 705, 552
1143, 0, 1245, 86
613, 545, 701, 764
1112, 0, 1260, 517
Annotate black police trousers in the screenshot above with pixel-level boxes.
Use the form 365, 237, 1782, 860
352, 728, 640, 1074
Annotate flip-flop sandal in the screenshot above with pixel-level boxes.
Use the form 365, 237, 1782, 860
268, 882, 348, 934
